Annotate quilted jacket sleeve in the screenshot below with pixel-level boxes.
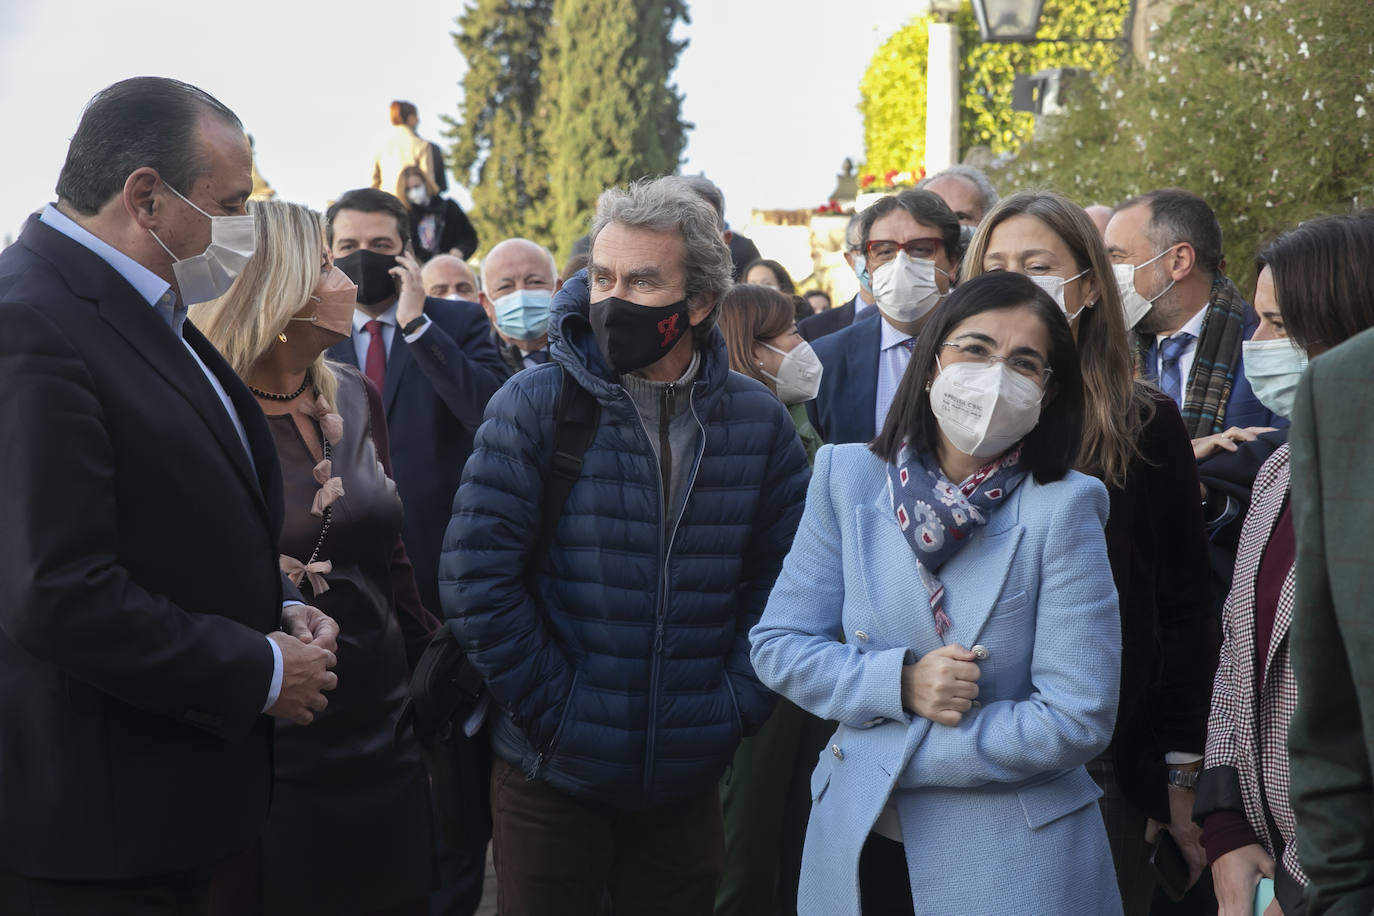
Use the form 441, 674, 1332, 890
439, 373, 574, 753
730, 403, 811, 736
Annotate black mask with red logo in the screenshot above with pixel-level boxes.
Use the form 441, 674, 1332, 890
589, 296, 692, 373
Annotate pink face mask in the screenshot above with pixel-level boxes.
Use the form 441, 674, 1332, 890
291, 266, 357, 337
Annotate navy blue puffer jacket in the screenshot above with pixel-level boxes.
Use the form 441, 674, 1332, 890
439, 271, 810, 807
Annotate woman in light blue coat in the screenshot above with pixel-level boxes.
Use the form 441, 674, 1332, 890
751, 272, 1123, 916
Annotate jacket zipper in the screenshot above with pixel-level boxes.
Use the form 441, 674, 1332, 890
659, 383, 675, 517
620, 389, 670, 806
642, 389, 706, 804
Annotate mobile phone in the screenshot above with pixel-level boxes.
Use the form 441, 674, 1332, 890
1149, 829, 1190, 902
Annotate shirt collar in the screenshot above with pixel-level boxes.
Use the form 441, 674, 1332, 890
39, 204, 181, 328
879, 313, 914, 350
1157, 304, 1208, 344
352, 302, 399, 334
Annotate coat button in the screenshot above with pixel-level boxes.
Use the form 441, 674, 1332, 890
971, 644, 989, 660
854, 630, 869, 641
831, 743, 844, 760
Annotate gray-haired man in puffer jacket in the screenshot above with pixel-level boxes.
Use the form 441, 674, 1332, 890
439, 176, 811, 915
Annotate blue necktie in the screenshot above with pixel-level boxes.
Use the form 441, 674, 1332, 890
1159, 331, 1195, 406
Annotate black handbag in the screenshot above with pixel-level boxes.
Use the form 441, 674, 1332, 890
400, 365, 599, 850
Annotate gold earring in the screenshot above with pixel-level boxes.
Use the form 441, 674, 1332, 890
277, 332, 288, 343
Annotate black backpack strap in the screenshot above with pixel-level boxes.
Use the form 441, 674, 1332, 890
529, 366, 599, 575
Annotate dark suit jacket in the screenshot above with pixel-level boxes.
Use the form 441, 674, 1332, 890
0, 215, 290, 879
806, 307, 883, 445
1288, 328, 1374, 913
798, 294, 861, 343
329, 298, 505, 615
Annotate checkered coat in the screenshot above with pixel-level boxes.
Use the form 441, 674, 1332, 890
1196, 445, 1307, 890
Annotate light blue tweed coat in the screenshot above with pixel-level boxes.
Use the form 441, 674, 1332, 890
750, 443, 1124, 916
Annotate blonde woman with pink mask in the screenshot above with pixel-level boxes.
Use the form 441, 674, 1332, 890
192, 200, 439, 915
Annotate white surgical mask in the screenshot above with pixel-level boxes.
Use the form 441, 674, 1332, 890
1113, 247, 1176, 329
1241, 337, 1307, 419
406, 185, 429, 207
929, 357, 1044, 458
871, 251, 948, 323
758, 340, 824, 405
1029, 269, 1090, 321
148, 182, 256, 305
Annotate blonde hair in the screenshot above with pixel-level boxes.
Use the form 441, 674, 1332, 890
961, 190, 1151, 489
190, 199, 339, 410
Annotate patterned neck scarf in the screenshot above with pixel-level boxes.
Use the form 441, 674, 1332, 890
1135, 274, 1248, 438
886, 442, 1027, 637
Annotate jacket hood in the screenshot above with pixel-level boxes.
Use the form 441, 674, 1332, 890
549, 269, 732, 406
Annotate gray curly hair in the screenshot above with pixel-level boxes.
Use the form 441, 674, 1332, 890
589, 176, 734, 342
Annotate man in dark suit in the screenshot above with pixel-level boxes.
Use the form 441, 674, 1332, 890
1288, 327, 1374, 914
807, 191, 962, 446
325, 188, 506, 618
0, 77, 337, 914
324, 189, 504, 916
798, 212, 876, 343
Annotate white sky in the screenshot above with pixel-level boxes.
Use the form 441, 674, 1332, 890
0, 0, 923, 247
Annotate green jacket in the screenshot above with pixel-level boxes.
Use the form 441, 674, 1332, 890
1287, 326, 1374, 915
789, 401, 824, 466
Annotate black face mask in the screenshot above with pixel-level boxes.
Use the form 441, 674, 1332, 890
333, 249, 398, 306
589, 295, 692, 373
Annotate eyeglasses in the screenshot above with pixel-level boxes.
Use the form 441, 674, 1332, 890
865, 237, 944, 266
940, 341, 1052, 385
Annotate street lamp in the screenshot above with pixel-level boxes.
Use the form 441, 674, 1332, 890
970, 0, 1046, 43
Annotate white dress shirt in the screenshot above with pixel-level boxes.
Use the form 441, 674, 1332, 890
874, 315, 915, 439
40, 204, 287, 711
351, 301, 433, 370
1153, 303, 1208, 396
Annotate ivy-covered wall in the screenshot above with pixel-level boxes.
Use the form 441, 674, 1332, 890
858, 0, 1131, 178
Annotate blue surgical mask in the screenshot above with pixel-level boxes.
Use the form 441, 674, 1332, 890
1241, 337, 1307, 419
853, 252, 872, 294
493, 288, 553, 341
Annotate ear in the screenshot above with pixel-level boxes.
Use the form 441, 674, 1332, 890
687, 290, 719, 326
1168, 242, 1196, 281
478, 291, 495, 321
124, 167, 162, 228
722, 229, 733, 246
554, 278, 564, 292
1082, 270, 1101, 311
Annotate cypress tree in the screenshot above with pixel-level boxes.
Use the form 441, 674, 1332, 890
544, 0, 691, 258
448, 0, 557, 255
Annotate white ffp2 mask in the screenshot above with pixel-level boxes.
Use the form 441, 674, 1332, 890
759, 339, 824, 405
871, 251, 947, 323
929, 358, 1044, 458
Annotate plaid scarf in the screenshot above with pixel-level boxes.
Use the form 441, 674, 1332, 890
1135, 275, 1248, 438
885, 443, 1027, 638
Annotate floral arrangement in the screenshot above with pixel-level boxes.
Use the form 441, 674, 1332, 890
859, 167, 927, 190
